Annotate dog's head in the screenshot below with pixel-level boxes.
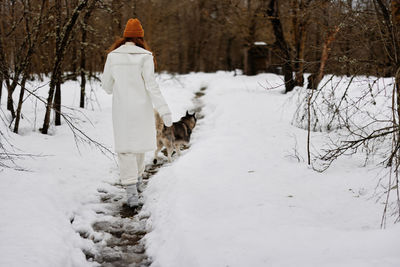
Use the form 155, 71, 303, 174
182, 111, 197, 130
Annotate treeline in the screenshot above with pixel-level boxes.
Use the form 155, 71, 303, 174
0, 0, 399, 132
0, 0, 396, 76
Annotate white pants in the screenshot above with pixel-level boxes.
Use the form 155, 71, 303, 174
118, 153, 145, 186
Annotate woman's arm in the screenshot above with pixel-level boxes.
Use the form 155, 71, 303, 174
101, 54, 114, 94
142, 54, 172, 123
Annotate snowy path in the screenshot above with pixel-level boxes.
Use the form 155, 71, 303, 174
76, 163, 157, 266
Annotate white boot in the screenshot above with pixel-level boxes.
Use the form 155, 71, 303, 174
126, 184, 139, 208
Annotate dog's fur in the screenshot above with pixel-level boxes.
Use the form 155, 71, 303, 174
154, 111, 197, 163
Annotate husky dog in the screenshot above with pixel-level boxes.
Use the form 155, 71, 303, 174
154, 111, 197, 163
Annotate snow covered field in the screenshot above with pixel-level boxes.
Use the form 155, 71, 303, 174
1, 72, 400, 266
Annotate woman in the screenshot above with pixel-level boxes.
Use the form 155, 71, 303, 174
101, 18, 172, 208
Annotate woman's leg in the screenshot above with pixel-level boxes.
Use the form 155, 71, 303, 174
135, 153, 146, 192
136, 153, 146, 177
118, 153, 143, 208
118, 153, 139, 186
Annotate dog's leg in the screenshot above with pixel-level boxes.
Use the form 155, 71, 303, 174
153, 139, 163, 164
166, 147, 173, 163
175, 144, 182, 156
153, 149, 159, 164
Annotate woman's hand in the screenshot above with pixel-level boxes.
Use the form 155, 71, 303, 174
162, 114, 173, 127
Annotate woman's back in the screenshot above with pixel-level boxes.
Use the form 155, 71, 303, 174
107, 43, 151, 105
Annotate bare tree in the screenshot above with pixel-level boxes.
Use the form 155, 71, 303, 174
79, 0, 97, 108
41, 0, 91, 134
290, 0, 313, 86
307, 25, 340, 90
14, 0, 48, 134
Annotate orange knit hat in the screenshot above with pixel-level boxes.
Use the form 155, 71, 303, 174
123, 18, 144, 38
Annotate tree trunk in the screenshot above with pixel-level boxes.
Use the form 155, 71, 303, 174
7, 88, 15, 118
0, 75, 3, 102
307, 26, 340, 90
0, 39, 6, 103
391, 0, 400, 65
396, 69, 400, 135
80, 62, 86, 108
80, 27, 86, 107
42, 79, 56, 134
283, 60, 295, 91
72, 45, 78, 78
292, 0, 311, 87
267, 0, 295, 93
13, 75, 28, 133
79, 0, 96, 108
54, 81, 61, 126
294, 21, 307, 86
176, 13, 184, 73
226, 37, 234, 71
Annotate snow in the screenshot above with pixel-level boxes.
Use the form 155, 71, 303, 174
143, 73, 400, 266
254, 41, 267, 45
1, 72, 400, 267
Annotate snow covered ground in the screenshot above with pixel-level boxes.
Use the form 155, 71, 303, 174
1, 72, 400, 267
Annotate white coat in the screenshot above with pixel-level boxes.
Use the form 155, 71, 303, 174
101, 42, 171, 153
